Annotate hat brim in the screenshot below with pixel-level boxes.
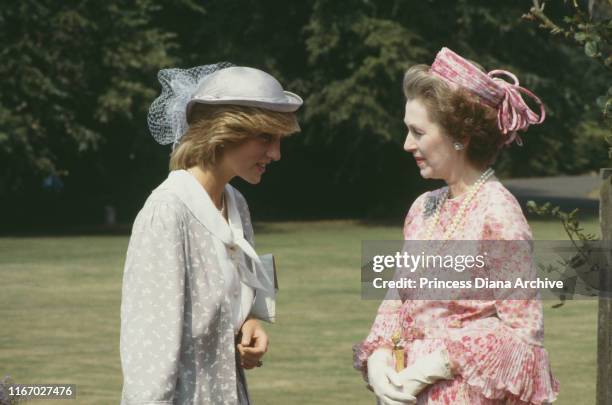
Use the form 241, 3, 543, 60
187, 91, 303, 113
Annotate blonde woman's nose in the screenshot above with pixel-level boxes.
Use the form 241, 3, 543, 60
268, 138, 281, 161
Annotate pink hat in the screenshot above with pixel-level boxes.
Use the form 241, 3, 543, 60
429, 47, 545, 146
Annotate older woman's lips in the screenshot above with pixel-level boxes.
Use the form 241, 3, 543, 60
414, 157, 426, 166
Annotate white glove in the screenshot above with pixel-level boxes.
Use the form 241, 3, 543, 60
390, 348, 453, 397
367, 349, 417, 405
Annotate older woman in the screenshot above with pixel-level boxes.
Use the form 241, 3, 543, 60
120, 65, 302, 404
354, 48, 559, 405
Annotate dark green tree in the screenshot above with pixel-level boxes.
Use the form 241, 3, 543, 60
2, 0, 611, 227
0, 1, 176, 227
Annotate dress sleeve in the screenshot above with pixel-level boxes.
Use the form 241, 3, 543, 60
353, 194, 427, 378
352, 299, 402, 379
120, 198, 186, 405
443, 196, 559, 404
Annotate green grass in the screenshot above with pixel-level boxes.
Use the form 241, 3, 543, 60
0, 218, 602, 404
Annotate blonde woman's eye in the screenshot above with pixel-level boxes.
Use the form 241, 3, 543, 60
259, 134, 273, 143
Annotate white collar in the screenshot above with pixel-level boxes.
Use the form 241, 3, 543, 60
155, 169, 270, 291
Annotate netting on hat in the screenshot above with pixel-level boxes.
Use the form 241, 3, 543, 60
147, 62, 234, 146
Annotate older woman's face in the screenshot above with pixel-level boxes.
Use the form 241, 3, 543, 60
223, 133, 282, 184
403, 99, 459, 181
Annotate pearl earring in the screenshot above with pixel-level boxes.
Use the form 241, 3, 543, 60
453, 142, 464, 151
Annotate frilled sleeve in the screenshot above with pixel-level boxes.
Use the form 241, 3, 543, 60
352, 299, 402, 379
443, 196, 559, 404
120, 197, 186, 405
352, 193, 428, 378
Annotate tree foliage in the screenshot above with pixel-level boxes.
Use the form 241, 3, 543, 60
0, 1, 177, 227
0, 1, 175, 186
525, 0, 612, 154
1, 0, 611, 227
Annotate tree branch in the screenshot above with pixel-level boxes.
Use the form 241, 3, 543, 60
526, 0, 565, 35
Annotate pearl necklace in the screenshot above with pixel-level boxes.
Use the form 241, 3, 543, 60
425, 168, 494, 240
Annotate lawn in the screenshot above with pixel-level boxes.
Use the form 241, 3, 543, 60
0, 218, 602, 404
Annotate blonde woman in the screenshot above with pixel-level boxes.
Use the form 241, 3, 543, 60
120, 65, 302, 405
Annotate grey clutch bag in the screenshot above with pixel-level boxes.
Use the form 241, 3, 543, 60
250, 254, 278, 323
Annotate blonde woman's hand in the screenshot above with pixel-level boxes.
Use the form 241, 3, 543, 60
237, 318, 269, 369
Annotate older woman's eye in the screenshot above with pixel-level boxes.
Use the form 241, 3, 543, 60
409, 129, 423, 138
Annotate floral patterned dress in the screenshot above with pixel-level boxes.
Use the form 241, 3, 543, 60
353, 180, 560, 404
120, 170, 260, 405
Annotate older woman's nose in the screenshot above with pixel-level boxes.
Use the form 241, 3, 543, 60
404, 133, 417, 153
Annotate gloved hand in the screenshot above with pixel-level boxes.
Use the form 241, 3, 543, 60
391, 348, 453, 397
367, 349, 417, 405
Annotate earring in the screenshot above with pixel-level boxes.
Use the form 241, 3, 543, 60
453, 142, 464, 151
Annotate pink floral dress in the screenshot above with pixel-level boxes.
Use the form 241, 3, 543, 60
353, 180, 559, 404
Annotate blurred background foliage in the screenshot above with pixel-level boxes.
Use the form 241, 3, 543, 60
0, 0, 610, 229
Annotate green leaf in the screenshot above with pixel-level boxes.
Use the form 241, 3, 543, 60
584, 41, 598, 57
574, 32, 587, 42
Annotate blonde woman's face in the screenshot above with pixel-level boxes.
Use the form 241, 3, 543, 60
403, 99, 460, 181
223, 133, 282, 184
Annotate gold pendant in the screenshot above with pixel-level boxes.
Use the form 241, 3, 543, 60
391, 331, 405, 371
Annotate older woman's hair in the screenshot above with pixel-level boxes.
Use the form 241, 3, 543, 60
170, 104, 300, 170
402, 64, 502, 169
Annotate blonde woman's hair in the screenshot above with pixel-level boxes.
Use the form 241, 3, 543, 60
169, 104, 300, 170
